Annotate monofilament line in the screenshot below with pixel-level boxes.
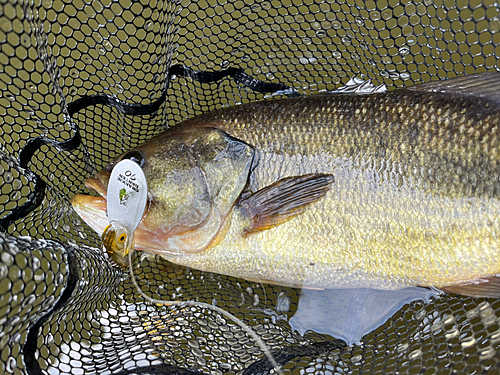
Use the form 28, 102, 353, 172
127, 241, 283, 375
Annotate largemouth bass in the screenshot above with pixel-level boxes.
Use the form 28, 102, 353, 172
72, 73, 500, 298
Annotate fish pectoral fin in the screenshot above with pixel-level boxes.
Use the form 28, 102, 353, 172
438, 275, 500, 298
238, 173, 334, 234
407, 71, 500, 105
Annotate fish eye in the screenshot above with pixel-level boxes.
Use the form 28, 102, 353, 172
117, 233, 127, 243
122, 150, 145, 167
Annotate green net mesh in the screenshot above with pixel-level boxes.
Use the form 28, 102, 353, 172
1, 0, 500, 373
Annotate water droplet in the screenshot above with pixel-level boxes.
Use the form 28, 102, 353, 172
103, 40, 112, 51
54, 273, 64, 286
115, 84, 124, 94
6, 357, 16, 372
399, 46, 410, 56
356, 17, 364, 26
98, 46, 106, 55
332, 21, 341, 29
143, 63, 151, 72
407, 36, 417, 45
61, 175, 67, 183
2, 252, 13, 266
220, 60, 229, 68
22, 34, 30, 47
103, 67, 112, 76
0, 263, 7, 278
371, 11, 381, 20
78, 231, 87, 239
26, 84, 36, 93
69, 87, 77, 95
206, 61, 215, 69
70, 69, 79, 78
12, 179, 22, 190
116, 60, 125, 69
302, 37, 311, 45
22, 294, 36, 309
332, 52, 341, 58
241, 55, 250, 62
266, 72, 275, 80
5, 94, 15, 101
242, 7, 251, 14
11, 191, 21, 200
5, 172, 13, 183
461, 336, 477, 348
45, 333, 54, 345
342, 37, 351, 45
316, 30, 327, 38
144, 21, 153, 31
55, 123, 64, 131
83, 56, 92, 63
382, 9, 392, 19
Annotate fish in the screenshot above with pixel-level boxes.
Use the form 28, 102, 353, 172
71, 72, 500, 298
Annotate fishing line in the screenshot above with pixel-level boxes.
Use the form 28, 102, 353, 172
126, 239, 284, 375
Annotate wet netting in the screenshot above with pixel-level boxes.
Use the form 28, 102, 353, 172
1, 0, 500, 374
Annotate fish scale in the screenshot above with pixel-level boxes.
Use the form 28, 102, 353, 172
72, 73, 500, 297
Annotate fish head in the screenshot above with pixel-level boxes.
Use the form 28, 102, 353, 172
71, 125, 256, 257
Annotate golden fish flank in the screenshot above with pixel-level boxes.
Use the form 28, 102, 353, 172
71, 72, 500, 298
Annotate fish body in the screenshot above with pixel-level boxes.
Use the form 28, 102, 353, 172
72, 73, 500, 297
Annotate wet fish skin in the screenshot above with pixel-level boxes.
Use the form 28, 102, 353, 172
71, 73, 500, 296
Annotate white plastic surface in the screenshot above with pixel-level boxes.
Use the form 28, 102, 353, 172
106, 159, 148, 234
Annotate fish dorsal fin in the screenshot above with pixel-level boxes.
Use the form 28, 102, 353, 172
407, 72, 500, 105
439, 275, 500, 298
238, 173, 334, 234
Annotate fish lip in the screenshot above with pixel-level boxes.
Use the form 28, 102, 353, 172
70, 193, 109, 234
84, 171, 110, 198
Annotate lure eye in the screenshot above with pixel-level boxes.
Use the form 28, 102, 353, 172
117, 233, 127, 243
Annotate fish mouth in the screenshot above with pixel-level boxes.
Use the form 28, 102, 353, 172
70, 170, 111, 234
84, 170, 110, 198
71, 191, 163, 253
71, 170, 161, 252
70, 193, 109, 235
